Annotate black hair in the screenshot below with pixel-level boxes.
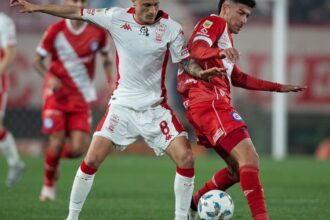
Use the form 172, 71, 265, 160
218, 0, 256, 14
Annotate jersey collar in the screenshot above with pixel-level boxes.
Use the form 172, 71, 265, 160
127, 7, 169, 25
65, 19, 88, 35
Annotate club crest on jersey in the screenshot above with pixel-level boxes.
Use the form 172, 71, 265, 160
155, 24, 166, 43
43, 118, 54, 129
90, 41, 99, 52
202, 20, 213, 29
231, 112, 243, 121
140, 26, 149, 37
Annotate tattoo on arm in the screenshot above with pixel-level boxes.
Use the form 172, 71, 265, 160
180, 59, 202, 78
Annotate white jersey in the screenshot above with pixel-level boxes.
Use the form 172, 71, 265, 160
82, 7, 190, 110
0, 12, 17, 56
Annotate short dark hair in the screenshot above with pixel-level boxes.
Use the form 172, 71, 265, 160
218, 0, 256, 13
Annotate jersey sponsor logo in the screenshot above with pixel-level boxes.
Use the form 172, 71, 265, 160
213, 128, 224, 143
202, 20, 213, 29
196, 28, 210, 37
140, 26, 149, 37
120, 23, 132, 31
231, 112, 243, 121
95, 8, 105, 13
86, 9, 95, 16
184, 78, 198, 85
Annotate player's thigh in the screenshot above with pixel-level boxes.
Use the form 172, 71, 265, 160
141, 104, 187, 156
67, 109, 92, 134
229, 138, 259, 166
42, 108, 66, 135
70, 130, 90, 151
94, 104, 138, 149
189, 101, 246, 146
48, 130, 66, 153
84, 135, 114, 168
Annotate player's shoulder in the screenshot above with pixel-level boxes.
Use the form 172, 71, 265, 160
107, 7, 131, 18
46, 19, 66, 32
160, 11, 182, 31
199, 15, 226, 27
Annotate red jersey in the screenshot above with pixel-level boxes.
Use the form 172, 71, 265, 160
177, 15, 282, 108
37, 19, 109, 109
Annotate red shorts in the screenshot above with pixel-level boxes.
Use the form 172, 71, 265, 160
0, 92, 7, 117
42, 95, 91, 135
186, 99, 250, 155
0, 74, 9, 117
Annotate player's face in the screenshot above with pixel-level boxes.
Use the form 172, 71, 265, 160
223, 2, 252, 34
133, 0, 160, 25
65, 0, 88, 8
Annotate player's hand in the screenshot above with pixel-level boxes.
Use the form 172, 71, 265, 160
199, 67, 227, 81
220, 48, 240, 64
48, 75, 62, 91
279, 85, 307, 93
10, 0, 38, 13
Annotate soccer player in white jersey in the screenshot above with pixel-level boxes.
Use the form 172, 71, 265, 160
0, 11, 25, 187
11, 0, 225, 219
32, 0, 113, 201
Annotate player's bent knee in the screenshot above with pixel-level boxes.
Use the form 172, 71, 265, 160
177, 150, 194, 168
84, 155, 102, 169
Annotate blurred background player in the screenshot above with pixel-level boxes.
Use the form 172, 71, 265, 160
0, 11, 25, 187
177, 0, 307, 220
10, 0, 226, 219
32, 0, 113, 201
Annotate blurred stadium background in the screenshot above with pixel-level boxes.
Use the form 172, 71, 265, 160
1, 0, 330, 158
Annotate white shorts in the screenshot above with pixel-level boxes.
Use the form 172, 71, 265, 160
94, 103, 188, 156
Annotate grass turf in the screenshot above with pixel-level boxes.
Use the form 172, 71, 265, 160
0, 155, 329, 220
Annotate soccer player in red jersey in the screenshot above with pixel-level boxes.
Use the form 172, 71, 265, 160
32, 0, 113, 201
177, 1, 307, 220
0, 12, 25, 187
11, 0, 226, 219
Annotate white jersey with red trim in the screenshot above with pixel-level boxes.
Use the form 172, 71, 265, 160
0, 12, 16, 93
36, 19, 109, 104
0, 13, 16, 54
82, 7, 190, 110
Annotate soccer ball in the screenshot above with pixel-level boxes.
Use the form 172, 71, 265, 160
197, 190, 234, 220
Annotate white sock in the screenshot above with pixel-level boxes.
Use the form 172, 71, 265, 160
67, 167, 95, 220
174, 172, 195, 220
0, 131, 21, 166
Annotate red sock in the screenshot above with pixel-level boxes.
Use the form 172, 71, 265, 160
60, 143, 81, 159
0, 128, 8, 141
240, 165, 269, 220
192, 168, 238, 209
44, 148, 61, 186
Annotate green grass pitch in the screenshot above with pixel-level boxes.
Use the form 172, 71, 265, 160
0, 155, 329, 219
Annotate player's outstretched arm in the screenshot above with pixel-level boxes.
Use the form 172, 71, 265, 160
278, 84, 307, 93
180, 59, 227, 81
10, 0, 82, 20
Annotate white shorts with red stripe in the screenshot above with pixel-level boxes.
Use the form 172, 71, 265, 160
94, 103, 187, 156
